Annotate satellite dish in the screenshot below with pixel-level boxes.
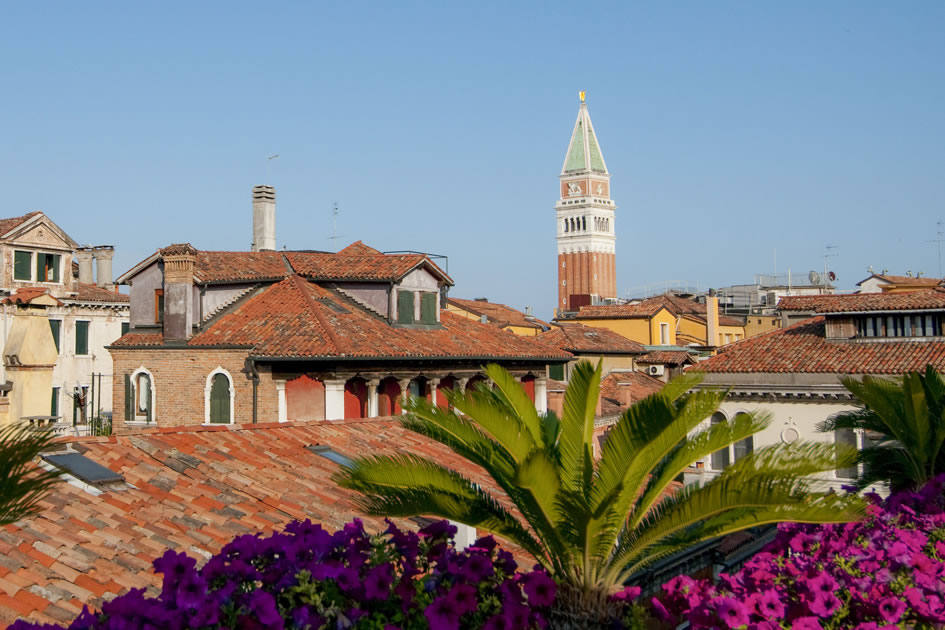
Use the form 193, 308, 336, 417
808, 271, 822, 285
828, 271, 837, 282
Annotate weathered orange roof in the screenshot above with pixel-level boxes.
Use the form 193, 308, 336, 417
540, 323, 645, 354
599, 371, 665, 416
0, 421, 510, 626
448, 298, 549, 331
71, 283, 129, 303
636, 350, 697, 366
2, 287, 58, 305
0, 211, 41, 238
575, 302, 668, 319
778, 288, 945, 313
858, 273, 942, 288
112, 276, 570, 362
691, 316, 945, 374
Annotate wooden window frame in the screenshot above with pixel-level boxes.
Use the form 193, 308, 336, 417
13, 250, 32, 281
154, 289, 164, 324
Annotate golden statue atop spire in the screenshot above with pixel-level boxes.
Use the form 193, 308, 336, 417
579, 90, 586, 103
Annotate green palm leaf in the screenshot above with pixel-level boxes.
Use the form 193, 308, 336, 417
0, 423, 62, 525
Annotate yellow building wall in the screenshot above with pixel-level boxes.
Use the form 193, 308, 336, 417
4, 307, 58, 424
717, 324, 746, 346
577, 309, 677, 346
677, 317, 706, 344
504, 325, 542, 337
744, 315, 781, 338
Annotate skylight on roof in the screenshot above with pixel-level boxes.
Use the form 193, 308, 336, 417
307, 445, 354, 468
42, 453, 124, 486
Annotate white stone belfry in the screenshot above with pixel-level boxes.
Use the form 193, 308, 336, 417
555, 93, 617, 313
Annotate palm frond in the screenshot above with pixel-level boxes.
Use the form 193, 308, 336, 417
482, 364, 545, 446
0, 424, 62, 525
558, 361, 600, 494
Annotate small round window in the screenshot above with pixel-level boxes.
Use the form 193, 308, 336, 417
781, 427, 799, 444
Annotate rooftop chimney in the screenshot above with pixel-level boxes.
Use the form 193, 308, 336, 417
160, 244, 197, 342
92, 246, 115, 290
252, 185, 276, 252
75, 248, 94, 285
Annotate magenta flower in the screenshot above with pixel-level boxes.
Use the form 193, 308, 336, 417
754, 589, 785, 620
809, 592, 842, 618
714, 596, 749, 628
424, 595, 460, 630
522, 571, 557, 607
878, 597, 907, 623
793, 616, 824, 630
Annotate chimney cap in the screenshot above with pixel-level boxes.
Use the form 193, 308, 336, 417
252, 185, 276, 202
161, 243, 198, 257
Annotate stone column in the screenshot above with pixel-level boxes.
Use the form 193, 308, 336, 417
397, 378, 412, 408
324, 379, 346, 421
367, 378, 380, 418
534, 377, 548, 414
427, 377, 440, 407
456, 377, 469, 393
276, 381, 287, 422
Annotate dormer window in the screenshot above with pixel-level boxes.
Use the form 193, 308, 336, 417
396, 290, 438, 325
397, 290, 414, 324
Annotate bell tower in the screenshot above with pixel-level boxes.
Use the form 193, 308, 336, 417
556, 92, 617, 313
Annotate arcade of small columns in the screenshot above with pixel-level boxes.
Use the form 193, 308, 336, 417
274, 369, 549, 422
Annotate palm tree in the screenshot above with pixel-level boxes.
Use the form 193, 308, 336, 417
818, 366, 945, 491
0, 423, 62, 525
336, 361, 865, 626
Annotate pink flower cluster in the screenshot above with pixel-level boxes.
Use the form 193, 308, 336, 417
652, 476, 945, 629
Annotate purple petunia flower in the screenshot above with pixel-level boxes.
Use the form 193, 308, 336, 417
878, 596, 907, 623
522, 571, 557, 607
792, 616, 825, 630
363, 563, 394, 600
754, 589, 785, 620
424, 595, 460, 630
714, 596, 749, 629
809, 592, 842, 618
446, 583, 478, 615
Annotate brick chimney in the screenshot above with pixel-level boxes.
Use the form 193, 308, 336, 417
92, 246, 115, 289
161, 243, 197, 342
75, 247, 94, 284
252, 185, 276, 252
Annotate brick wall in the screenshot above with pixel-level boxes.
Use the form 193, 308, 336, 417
110, 348, 279, 433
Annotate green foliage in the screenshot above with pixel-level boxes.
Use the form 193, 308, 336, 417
818, 365, 945, 490
0, 423, 62, 525
336, 360, 865, 610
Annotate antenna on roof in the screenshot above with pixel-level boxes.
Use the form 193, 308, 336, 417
266, 154, 279, 185
329, 202, 343, 246
823, 244, 839, 287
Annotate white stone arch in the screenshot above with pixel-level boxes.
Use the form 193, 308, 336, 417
204, 366, 235, 425
130, 366, 156, 423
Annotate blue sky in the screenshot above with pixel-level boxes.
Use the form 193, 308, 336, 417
2, 2, 943, 318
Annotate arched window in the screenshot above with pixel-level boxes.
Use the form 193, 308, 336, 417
130, 367, 155, 423
709, 412, 729, 470
205, 367, 234, 424
582, 216, 586, 231
564, 219, 569, 233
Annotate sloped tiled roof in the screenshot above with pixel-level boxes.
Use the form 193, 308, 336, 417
691, 316, 945, 374
636, 350, 697, 366
0, 211, 41, 238
112, 276, 570, 362
70, 283, 130, 304
778, 288, 945, 313
447, 298, 549, 331
1, 287, 60, 305
193, 251, 291, 283
857, 273, 942, 288
540, 323, 645, 354
575, 302, 667, 319
599, 371, 665, 416
286, 252, 448, 283
336, 241, 383, 256
0, 421, 511, 626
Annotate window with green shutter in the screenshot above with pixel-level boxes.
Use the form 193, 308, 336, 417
420, 293, 437, 324
51, 387, 59, 418
75, 321, 89, 355
548, 363, 565, 381
49, 319, 61, 353
121, 322, 130, 336
124, 374, 132, 422
13, 251, 31, 280
397, 290, 415, 324
36, 253, 61, 282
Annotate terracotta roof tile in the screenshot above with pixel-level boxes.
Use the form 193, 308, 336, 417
0, 212, 42, 238
447, 298, 550, 331
2, 421, 527, 625
336, 241, 383, 256
859, 274, 942, 287
287, 252, 450, 283
691, 316, 945, 374
183, 277, 570, 361
540, 323, 645, 354
636, 351, 697, 366
193, 251, 290, 283
598, 371, 665, 417
778, 289, 945, 313
2, 288, 59, 305
574, 302, 667, 319
70, 283, 130, 303
110, 332, 163, 347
